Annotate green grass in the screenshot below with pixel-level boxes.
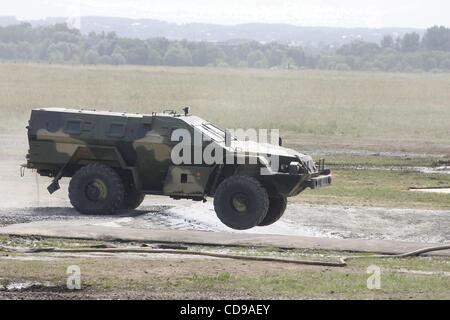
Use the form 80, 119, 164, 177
0, 235, 106, 249
1, 63, 450, 143
1, 249, 449, 299
348, 256, 450, 273
299, 169, 450, 209
223, 246, 450, 272
0, 235, 448, 299
209, 270, 450, 299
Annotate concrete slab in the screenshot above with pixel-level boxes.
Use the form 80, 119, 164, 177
1, 220, 449, 256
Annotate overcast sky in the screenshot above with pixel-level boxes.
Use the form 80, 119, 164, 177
3, 0, 449, 28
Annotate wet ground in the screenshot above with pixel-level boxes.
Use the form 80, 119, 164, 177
330, 164, 450, 174
1, 134, 449, 245
1, 199, 449, 244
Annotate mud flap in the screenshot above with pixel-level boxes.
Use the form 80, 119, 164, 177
47, 180, 61, 194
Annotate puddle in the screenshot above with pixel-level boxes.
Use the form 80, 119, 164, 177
0, 255, 59, 261
419, 166, 450, 174
303, 148, 447, 158
0, 281, 56, 291
410, 188, 450, 194
331, 165, 450, 174
2, 202, 449, 244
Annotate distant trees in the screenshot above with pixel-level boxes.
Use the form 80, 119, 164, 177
163, 44, 192, 66
147, 49, 162, 65
337, 40, 380, 56
399, 32, 421, 52
0, 43, 16, 59
422, 26, 450, 51
1, 23, 450, 72
381, 35, 394, 49
325, 26, 450, 72
0, 23, 315, 69
126, 43, 149, 65
84, 49, 99, 64
247, 50, 267, 68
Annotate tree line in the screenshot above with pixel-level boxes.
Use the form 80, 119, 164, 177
1, 23, 450, 72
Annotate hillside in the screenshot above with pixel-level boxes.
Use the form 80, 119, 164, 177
0, 15, 423, 46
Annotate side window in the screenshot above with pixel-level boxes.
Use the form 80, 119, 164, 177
64, 120, 82, 134
108, 123, 126, 138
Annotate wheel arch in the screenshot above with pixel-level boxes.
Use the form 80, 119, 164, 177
68, 162, 125, 215
48, 145, 142, 194
207, 161, 275, 197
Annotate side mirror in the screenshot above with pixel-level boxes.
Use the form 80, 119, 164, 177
279, 137, 283, 146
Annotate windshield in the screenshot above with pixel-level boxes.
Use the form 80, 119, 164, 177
196, 123, 233, 142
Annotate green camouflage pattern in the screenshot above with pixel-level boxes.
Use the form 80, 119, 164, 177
26, 108, 331, 200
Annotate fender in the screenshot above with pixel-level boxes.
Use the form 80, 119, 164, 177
47, 145, 142, 194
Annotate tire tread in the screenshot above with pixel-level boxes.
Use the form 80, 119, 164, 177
69, 163, 124, 215
213, 175, 269, 230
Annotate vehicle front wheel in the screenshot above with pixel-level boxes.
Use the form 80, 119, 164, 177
258, 195, 287, 227
213, 175, 269, 230
69, 164, 125, 215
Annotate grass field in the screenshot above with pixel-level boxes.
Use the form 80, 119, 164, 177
300, 168, 450, 210
0, 236, 449, 299
1, 62, 450, 144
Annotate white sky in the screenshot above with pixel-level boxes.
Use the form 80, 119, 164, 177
2, 0, 449, 28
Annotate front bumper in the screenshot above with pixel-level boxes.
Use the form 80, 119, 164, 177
260, 168, 332, 198
307, 169, 332, 189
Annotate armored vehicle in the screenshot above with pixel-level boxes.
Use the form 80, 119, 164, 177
24, 107, 331, 230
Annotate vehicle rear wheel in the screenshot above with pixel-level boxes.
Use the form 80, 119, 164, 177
121, 187, 145, 210
69, 164, 124, 215
213, 175, 269, 230
258, 195, 287, 227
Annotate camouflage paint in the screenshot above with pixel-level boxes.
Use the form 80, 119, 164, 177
26, 107, 331, 199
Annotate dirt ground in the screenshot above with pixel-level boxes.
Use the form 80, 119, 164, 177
0, 236, 449, 300
0, 243, 331, 300
1, 133, 449, 300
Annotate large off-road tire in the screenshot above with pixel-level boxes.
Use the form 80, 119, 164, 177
69, 164, 125, 215
258, 195, 287, 227
213, 175, 269, 230
121, 187, 145, 210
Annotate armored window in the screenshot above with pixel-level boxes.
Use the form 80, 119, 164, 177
64, 120, 82, 134
196, 123, 234, 142
108, 123, 126, 138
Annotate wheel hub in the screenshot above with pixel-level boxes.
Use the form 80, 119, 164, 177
231, 192, 249, 213
85, 179, 108, 202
